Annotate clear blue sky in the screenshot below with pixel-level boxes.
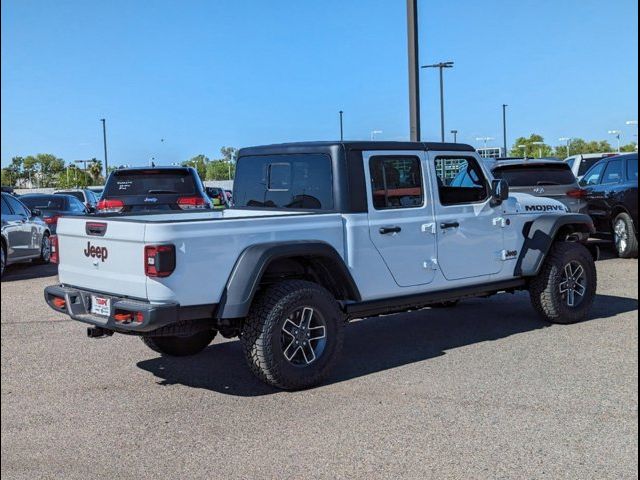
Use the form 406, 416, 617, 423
1, 0, 638, 167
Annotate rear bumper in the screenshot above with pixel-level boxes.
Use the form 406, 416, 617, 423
44, 284, 215, 334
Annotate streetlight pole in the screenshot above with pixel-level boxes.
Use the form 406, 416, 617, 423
559, 137, 571, 157
532, 141, 545, 158
339, 111, 344, 141
626, 121, 638, 151
406, 0, 421, 142
608, 130, 622, 153
450, 130, 458, 143
371, 130, 383, 141
502, 104, 508, 156
518, 144, 528, 160
421, 61, 455, 142
100, 119, 108, 178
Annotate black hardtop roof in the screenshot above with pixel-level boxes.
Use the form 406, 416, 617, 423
238, 141, 475, 157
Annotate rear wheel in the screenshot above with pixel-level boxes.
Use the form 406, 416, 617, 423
613, 212, 638, 258
141, 329, 217, 356
241, 280, 344, 390
529, 242, 597, 324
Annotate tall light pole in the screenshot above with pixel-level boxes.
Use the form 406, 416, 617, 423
608, 130, 622, 153
502, 104, 508, 156
339, 111, 344, 141
421, 61, 455, 142
559, 137, 571, 157
371, 130, 383, 141
532, 141, 545, 158
406, 0, 421, 141
450, 129, 458, 143
100, 119, 108, 178
476, 136, 494, 150
626, 121, 638, 150
518, 144, 528, 159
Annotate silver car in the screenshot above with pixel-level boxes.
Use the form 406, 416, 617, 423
1, 192, 52, 277
479, 159, 588, 213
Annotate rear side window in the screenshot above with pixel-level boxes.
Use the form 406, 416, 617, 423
21, 196, 66, 210
627, 158, 638, 181
103, 170, 197, 196
580, 162, 606, 186
602, 160, 624, 184
492, 164, 576, 186
369, 156, 423, 209
578, 157, 603, 177
234, 154, 334, 210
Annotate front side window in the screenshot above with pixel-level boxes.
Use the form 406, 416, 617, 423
5, 195, 29, 217
602, 160, 624, 184
1, 196, 11, 215
369, 156, 423, 210
434, 157, 488, 205
580, 162, 605, 186
234, 154, 334, 210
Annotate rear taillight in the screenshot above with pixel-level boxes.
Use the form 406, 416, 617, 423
566, 188, 587, 198
177, 196, 207, 210
144, 244, 176, 277
50, 235, 59, 264
44, 215, 60, 225
97, 199, 124, 213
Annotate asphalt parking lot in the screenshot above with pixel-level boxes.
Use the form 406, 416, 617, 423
1, 253, 638, 480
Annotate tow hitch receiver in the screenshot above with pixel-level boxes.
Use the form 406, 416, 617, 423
87, 327, 113, 339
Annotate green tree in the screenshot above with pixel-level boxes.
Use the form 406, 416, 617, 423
87, 159, 104, 184
620, 143, 638, 153
510, 134, 553, 158
220, 146, 238, 163
554, 138, 614, 158
205, 160, 235, 180
23, 153, 65, 187
56, 165, 92, 188
182, 154, 209, 180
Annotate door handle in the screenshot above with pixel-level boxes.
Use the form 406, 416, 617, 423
440, 221, 460, 229
379, 226, 402, 235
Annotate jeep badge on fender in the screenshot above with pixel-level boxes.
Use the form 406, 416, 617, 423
84, 242, 108, 262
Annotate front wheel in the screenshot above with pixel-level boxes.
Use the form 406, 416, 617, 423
529, 242, 597, 324
241, 280, 344, 390
141, 329, 217, 356
34, 234, 51, 265
613, 212, 638, 258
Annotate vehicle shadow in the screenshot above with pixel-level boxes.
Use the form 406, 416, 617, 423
137, 293, 638, 397
1, 263, 58, 282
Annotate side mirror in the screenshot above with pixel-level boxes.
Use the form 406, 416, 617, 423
87, 206, 96, 214
491, 179, 509, 206
31, 208, 42, 217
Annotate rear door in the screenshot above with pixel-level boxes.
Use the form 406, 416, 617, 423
428, 152, 504, 280
56, 217, 149, 299
364, 150, 437, 287
3, 195, 33, 257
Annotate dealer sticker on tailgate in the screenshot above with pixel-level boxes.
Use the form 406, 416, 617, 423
91, 295, 111, 317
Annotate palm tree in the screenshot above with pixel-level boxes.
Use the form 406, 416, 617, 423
87, 159, 103, 184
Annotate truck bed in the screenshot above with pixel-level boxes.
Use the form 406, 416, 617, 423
55, 208, 345, 307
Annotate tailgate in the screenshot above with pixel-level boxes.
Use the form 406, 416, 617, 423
56, 217, 148, 299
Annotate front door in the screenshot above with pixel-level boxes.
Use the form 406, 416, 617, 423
364, 150, 437, 287
428, 152, 504, 280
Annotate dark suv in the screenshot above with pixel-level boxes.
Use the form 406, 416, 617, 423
579, 153, 638, 258
97, 167, 212, 213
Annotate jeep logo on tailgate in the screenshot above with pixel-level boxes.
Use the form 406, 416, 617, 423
84, 241, 108, 262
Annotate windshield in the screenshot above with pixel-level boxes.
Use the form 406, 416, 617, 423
20, 196, 65, 210
103, 169, 197, 196
492, 164, 576, 186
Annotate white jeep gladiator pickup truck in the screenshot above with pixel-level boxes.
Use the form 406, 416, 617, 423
45, 141, 598, 390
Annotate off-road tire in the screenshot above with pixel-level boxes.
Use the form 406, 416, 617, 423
529, 242, 597, 324
34, 233, 51, 265
241, 280, 344, 390
613, 212, 638, 258
141, 329, 216, 356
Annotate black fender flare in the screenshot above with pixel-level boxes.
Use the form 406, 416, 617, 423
217, 241, 361, 319
514, 214, 595, 277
